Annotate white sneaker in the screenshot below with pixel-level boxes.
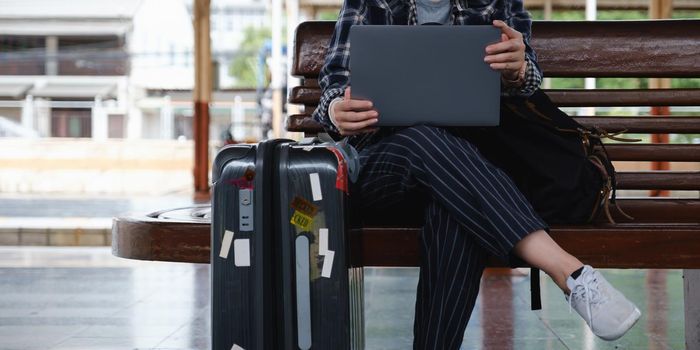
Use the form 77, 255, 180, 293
565, 265, 641, 341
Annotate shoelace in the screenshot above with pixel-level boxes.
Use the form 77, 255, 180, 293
568, 272, 607, 331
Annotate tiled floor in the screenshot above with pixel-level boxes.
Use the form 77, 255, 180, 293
0, 247, 685, 350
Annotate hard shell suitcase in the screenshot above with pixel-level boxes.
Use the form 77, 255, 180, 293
211, 137, 364, 350
211, 140, 284, 350
274, 140, 364, 350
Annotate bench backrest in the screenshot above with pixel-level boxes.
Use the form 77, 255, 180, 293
287, 20, 700, 224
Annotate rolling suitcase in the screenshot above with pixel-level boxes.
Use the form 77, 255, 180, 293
211, 137, 363, 350
211, 140, 284, 350
274, 139, 364, 350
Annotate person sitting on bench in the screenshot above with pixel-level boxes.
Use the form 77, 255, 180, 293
312, 0, 642, 348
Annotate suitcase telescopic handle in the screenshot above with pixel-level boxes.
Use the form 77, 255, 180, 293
295, 235, 312, 350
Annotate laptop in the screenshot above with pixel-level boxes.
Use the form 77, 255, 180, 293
349, 25, 501, 126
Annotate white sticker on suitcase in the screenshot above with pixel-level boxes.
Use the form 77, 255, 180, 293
318, 228, 334, 278
234, 239, 251, 267
219, 230, 234, 259
309, 173, 323, 201
321, 250, 335, 278
319, 228, 329, 255
231, 344, 245, 350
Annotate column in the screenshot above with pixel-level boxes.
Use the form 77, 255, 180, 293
229, 96, 243, 141
45, 36, 58, 75
580, 0, 597, 117
648, 0, 673, 197
92, 96, 108, 140
21, 95, 35, 131
127, 106, 143, 140
160, 95, 174, 140
193, 0, 212, 194
286, 0, 301, 129
270, 0, 284, 138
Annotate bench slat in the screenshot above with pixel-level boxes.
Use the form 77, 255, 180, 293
533, 21, 700, 78
112, 199, 700, 264
546, 89, 700, 107
292, 20, 700, 78
290, 86, 700, 107
287, 114, 700, 134
617, 171, 700, 190
351, 225, 700, 268
605, 144, 700, 162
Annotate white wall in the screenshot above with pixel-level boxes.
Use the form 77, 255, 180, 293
129, 0, 195, 90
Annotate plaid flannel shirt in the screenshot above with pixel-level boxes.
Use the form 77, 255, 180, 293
312, 0, 543, 135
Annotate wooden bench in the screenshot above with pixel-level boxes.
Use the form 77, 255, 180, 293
113, 20, 700, 346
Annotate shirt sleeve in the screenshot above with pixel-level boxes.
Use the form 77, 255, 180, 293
496, 0, 542, 97
311, 0, 365, 134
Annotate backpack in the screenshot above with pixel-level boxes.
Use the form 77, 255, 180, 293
454, 89, 637, 226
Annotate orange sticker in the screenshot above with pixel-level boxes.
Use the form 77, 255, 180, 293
290, 196, 318, 217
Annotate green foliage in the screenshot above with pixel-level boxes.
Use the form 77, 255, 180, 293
596, 78, 648, 89
551, 10, 585, 21
229, 26, 271, 88
317, 10, 340, 21
529, 9, 700, 21
597, 10, 647, 20
673, 134, 700, 144
673, 79, 700, 89
673, 10, 700, 19
549, 78, 584, 89
528, 9, 544, 20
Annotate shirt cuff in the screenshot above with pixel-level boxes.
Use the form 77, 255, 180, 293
501, 60, 528, 88
328, 97, 344, 128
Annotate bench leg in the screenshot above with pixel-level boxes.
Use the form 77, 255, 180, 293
349, 267, 365, 350
685, 269, 700, 349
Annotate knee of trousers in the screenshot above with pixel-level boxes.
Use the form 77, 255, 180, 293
394, 125, 480, 160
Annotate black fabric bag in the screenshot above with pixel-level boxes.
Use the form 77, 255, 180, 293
454, 89, 635, 226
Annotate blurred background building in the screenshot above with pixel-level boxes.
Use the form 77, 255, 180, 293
0, 0, 267, 142
0, 0, 271, 195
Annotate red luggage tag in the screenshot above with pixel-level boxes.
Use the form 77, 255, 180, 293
326, 147, 349, 194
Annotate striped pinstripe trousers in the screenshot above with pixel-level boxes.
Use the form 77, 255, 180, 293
355, 125, 549, 349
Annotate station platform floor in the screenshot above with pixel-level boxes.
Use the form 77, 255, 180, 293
0, 246, 684, 350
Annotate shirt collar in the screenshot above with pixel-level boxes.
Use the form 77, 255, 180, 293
408, 0, 468, 25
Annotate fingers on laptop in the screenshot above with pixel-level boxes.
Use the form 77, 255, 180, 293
338, 86, 378, 135
492, 20, 523, 40
335, 111, 379, 129
485, 37, 524, 55
342, 99, 374, 112
484, 51, 522, 64
336, 111, 378, 135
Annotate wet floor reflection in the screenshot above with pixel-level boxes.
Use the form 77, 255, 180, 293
0, 247, 684, 349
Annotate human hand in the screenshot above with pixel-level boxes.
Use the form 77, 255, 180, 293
331, 87, 379, 136
484, 20, 527, 81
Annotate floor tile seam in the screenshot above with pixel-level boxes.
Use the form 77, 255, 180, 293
511, 282, 571, 350
152, 319, 198, 348
647, 332, 674, 350
45, 323, 94, 350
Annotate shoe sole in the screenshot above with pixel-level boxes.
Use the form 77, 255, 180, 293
599, 307, 642, 341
